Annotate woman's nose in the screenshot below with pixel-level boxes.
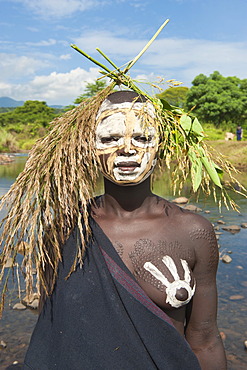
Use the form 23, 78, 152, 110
117, 145, 136, 156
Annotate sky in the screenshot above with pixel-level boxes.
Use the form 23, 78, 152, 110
0, 0, 247, 106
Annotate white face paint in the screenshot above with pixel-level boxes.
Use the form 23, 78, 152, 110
144, 255, 196, 308
95, 100, 159, 185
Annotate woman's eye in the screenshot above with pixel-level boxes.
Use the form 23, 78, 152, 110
100, 136, 119, 144
134, 135, 153, 143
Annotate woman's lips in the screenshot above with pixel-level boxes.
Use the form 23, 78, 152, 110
115, 161, 140, 171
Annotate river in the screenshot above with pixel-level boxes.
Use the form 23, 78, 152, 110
0, 155, 247, 369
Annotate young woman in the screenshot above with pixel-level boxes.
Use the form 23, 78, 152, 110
23, 91, 226, 369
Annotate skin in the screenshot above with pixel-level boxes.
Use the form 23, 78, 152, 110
91, 93, 227, 370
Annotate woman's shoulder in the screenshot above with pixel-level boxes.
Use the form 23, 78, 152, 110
156, 196, 214, 232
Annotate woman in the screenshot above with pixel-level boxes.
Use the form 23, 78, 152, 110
23, 91, 226, 369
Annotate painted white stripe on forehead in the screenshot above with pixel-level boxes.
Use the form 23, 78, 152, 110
96, 99, 156, 119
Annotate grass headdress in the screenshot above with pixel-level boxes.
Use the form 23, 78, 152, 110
0, 19, 246, 315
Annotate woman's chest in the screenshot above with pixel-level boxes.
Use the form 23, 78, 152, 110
103, 223, 196, 311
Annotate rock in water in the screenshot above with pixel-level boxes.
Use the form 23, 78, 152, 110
221, 255, 232, 264
0, 340, 7, 349
183, 204, 202, 212
229, 295, 244, 300
13, 302, 26, 310
172, 197, 189, 204
220, 332, 226, 341
222, 225, 241, 233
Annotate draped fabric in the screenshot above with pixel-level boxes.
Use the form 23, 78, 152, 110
24, 218, 201, 370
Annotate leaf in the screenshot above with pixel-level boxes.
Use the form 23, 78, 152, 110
191, 117, 204, 139
160, 98, 173, 111
180, 114, 192, 134
199, 149, 223, 188
188, 149, 202, 192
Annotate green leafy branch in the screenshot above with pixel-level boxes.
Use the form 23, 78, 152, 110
70, 19, 246, 206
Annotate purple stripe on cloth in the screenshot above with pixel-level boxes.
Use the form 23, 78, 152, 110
100, 247, 174, 327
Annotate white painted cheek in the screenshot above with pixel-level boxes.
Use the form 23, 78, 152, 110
138, 152, 151, 174
96, 113, 125, 150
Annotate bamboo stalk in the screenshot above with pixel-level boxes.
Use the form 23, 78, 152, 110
124, 19, 170, 73
96, 48, 119, 70
71, 44, 113, 74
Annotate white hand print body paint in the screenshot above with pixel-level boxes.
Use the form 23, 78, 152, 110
144, 255, 196, 308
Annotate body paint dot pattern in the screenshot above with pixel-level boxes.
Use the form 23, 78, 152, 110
189, 228, 218, 270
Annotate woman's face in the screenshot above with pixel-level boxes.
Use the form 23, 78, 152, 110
95, 102, 159, 186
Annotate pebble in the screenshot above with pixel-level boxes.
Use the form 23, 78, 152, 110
229, 295, 244, 300
183, 204, 202, 212
220, 331, 226, 341
172, 197, 189, 204
240, 281, 247, 287
22, 293, 39, 305
241, 223, 247, 228
236, 265, 243, 270
217, 220, 226, 225
222, 225, 241, 232
221, 255, 232, 263
214, 225, 220, 230
204, 210, 211, 214
244, 340, 247, 350
27, 298, 39, 310
13, 302, 27, 311
0, 340, 7, 349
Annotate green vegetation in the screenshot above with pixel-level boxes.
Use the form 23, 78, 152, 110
74, 80, 107, 104
0, 73, 246, 153
0, 101, 64, 151
186, 71, 247, 129
156, 86, 189, 108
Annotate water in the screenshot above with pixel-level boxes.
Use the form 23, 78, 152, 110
0, 156, 247, 369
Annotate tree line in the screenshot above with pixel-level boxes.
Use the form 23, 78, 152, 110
0, 71, 246, 152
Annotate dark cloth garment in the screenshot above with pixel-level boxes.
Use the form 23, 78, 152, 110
236, 127, 242, 141
24, 218, 201, 370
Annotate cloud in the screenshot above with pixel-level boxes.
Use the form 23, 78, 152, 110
11, 0, 102, 18
73, 31, 146, 63
2, 29, 247, 106
74, 31, 247, 86
26, 39, 57, 47
0, 67, 102, 106
141, 38, 247, 85
60, 54, 71, 60
0, 53, 49, 81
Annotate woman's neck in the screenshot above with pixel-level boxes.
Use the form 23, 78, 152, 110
101, 177, 154, 214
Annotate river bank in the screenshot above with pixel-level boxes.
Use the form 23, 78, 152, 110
0, 154, 15, 165
206, 140, 247, 171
